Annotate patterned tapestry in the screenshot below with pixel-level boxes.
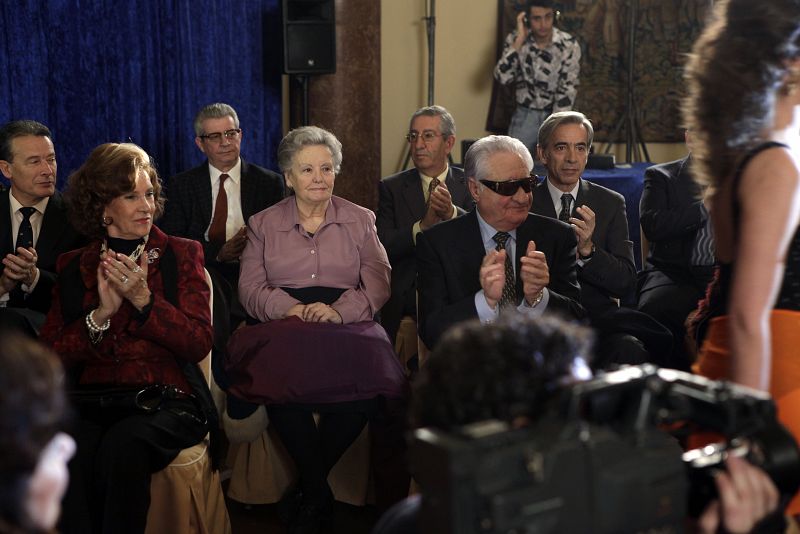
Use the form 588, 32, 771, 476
487, 0, 713, 143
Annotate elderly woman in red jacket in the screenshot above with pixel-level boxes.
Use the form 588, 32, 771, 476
40, 143, 213, 534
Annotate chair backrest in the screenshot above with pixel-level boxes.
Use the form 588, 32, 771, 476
199, 268, 213, 386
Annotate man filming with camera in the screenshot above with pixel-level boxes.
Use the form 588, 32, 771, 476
373, 315, 782, 534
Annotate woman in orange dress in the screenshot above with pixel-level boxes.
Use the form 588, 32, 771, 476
684, 0, 800, 515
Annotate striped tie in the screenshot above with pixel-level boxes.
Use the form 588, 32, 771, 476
492, 231, 516, 309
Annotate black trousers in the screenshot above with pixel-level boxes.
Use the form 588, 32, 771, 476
637, 268, 711, 371
60, 399, 207, 534
266, 404, 369, 505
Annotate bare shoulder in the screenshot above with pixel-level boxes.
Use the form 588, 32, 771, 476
741, 145, 800, 194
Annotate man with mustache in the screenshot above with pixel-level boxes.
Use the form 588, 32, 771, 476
376, 106, 473, 364
531, 111, 671, 369
0, 120, 83, 335
416, 134, 584, 350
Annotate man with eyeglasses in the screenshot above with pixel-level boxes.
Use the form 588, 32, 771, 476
376, 105, 473, 360
416, 134, 584, 350
162, 103, 284, 333
531, 111, 671, 369
494, 0, 581, 154
0, 120, 84, 337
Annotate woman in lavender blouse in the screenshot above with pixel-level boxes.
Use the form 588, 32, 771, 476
228, 126, 406, 534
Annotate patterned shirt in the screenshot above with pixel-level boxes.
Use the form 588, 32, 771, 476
494, 26, 581, 112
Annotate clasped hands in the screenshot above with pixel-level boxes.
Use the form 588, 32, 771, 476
286, 302, 343, 324
93, 249, 151, 324
420, 182, 455, 230
567, 205, 596, 258
217, 226, 248, 263
480, 240, 549, 310
1, 246, 39, 296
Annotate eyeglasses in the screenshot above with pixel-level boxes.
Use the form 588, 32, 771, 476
405, 131, 443, 143
199, 128, 242, 142
479, 174, 538, 196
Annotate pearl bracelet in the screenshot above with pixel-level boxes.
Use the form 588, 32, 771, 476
85, 309, 110, 344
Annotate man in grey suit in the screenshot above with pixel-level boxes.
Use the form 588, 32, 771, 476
376, 106, 473, 359
161, 103, 284, 335
0, 120, 83, 335
532, 111, 671, 368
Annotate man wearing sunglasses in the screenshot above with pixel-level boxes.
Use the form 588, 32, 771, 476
376, 106, 473, 362
161, 103, 285, 340
416, 134, 584, 350
531, 111, 671, 369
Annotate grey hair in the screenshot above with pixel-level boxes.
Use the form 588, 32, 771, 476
277, 126, 343, 174
193, 103, 240, 137
409, 105, 456, 138
464, 135, 533, 184
537, 111, 594, 150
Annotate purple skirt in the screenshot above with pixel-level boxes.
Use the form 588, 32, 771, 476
224, 317, 408, 405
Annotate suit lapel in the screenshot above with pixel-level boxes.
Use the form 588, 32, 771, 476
36, 194, 68, 268
0, 190, 12, 258
575, 179, 590, 209
532, 180, 557, 218
401, 169, 426, 221
197, 163, 214, 228
240, 159, 256, 221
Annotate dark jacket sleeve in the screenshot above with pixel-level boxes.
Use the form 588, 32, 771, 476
579, 195, 636, 299
639, 163, 706, 243
416, 230, 480, 350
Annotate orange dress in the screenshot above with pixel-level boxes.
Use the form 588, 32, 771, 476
693, 141, 800, 513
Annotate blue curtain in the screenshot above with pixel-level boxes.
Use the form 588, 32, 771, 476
0, 0, 282, 189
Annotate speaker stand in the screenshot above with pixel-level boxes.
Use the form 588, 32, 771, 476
293, 74, 310, 127
399, 0, 438, 172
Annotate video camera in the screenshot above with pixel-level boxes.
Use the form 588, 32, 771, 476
411, 365, 800, 534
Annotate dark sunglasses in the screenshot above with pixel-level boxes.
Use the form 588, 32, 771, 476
479, 174, 538, 196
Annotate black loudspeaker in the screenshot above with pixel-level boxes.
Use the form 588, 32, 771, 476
282, 0, 336, 74
587, 153, 616, 170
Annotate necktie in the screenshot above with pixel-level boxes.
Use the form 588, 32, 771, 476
426, 177, 440, 203
492, 231, 516, 309
208, 174, 229, 244
559, 194, 573, 223
15, 207, 36, 249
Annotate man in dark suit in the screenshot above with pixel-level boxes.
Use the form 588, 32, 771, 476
376, 106, 473, 359
417, 134, 584, 350
0, 120, 83, 335
532, 111, 671, 368
161, 103, 284, 332
637, 131, 714, 370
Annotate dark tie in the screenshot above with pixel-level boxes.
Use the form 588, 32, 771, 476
208, 173, 229, 244
492, 231, 516, 309
15, 207, 36, 249
559, 194, 573, 223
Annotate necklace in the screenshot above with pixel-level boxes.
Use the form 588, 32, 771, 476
100, 239, 146, 262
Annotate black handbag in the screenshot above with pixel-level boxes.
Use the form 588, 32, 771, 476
69, 383, 208, 425
69, 384, 171, 416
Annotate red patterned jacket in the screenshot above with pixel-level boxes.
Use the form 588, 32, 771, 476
40, 226, 212, 392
